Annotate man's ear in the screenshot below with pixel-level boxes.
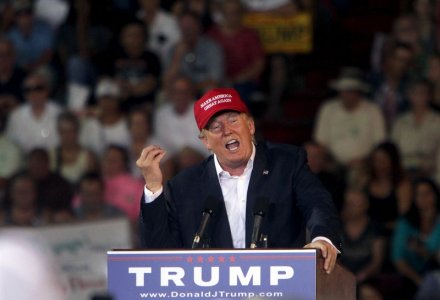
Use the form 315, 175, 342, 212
247, 116, 255, 135
199, 130, 212, 151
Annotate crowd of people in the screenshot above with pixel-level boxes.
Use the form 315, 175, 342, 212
1, 0, 440, 299
308, 1, 440, 299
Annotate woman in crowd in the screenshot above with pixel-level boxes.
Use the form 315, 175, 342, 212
50, 111, 98, 185
391, 178, 440, 299
101, 145, 144, 224
3, 172, 40, 226
362, 142, 412, 235
340, 189, 386, 289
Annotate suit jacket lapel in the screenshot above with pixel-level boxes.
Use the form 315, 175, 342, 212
245, 142, 269, 247
201, 157, 234, 248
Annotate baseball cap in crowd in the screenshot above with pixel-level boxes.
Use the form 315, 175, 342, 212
193, 88, 249, 130
95, 78, 120, 98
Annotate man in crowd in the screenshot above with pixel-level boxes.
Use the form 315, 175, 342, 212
163, 11, 224, 95
154, 76, 210, 177
6, 67, 61, 152
314, 67, 386, 185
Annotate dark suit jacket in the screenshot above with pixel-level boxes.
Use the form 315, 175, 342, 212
140, 141, 342, 250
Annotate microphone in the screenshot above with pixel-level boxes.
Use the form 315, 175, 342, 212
250, 196, 269, 249
192, 196, 219, 249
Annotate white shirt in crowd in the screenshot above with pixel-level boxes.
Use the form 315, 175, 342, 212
80, 117, 130, 156
6, 101, 61, 152
392, 109, 440, 181
154, 102, 211, 158
314, 98, 386, 165
137, 9, 181, 66
0, 134, 22, 179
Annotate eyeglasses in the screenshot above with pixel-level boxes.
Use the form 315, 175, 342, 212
206, 112, 241, 134
23, 85, 46, 93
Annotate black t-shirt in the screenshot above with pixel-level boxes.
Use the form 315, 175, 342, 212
113, 50, 161, 83
100, 48, 161, 110
367, 187, 399, 230
341, 221, 384, 274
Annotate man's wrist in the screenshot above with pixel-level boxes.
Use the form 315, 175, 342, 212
144, 185, 163, 203
146, 183, 162, 194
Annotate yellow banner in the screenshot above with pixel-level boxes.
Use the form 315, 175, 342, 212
243, 12, 313, 54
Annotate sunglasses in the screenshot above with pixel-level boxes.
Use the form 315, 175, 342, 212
23, 85, 47, 93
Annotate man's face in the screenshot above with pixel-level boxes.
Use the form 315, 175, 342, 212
129, 111, 150, 140
180, 15, 201, 44
139, 0, 160, 11
15, 9, 34, 32
201, 111, 255, 172
23, 75, 49, 108
102, 148, 126, 177
171, 79, 194, 114
389, 48, 413, 76
223, 2, 243, 27
121, 24, 145, 54
58, 119, 78, 147
80, 180, 104, 211
339, 90, 361, 110
98, 95, 119, 113
28, 152, 50, 179
409, 84, 430, 109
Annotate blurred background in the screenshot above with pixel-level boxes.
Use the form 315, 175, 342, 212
1, 0, 440, 299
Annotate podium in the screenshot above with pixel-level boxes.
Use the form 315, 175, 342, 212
107, 249, 355, 300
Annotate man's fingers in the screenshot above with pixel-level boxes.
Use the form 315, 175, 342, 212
324, 246, 337, 274
137, 146, 155, 165
304, 241, 327, 257
148, 148, 165, 162
136, 146, 166, 193
137, 146, 165, 167
321, 245, 327, 258
304, 241, 338, 274
154, 150, 167, 164
324, 249, 332, 272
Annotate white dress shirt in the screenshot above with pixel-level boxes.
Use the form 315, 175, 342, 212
213, 145, 255, 248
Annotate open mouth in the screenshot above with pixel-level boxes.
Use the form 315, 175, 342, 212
225, 139, 240, 151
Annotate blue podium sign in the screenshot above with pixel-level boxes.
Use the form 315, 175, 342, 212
107, 249, 317, 300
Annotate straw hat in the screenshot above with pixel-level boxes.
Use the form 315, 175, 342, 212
329, 67, 370, 93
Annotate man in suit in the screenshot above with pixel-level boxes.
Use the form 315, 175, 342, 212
137, 88, 342, 274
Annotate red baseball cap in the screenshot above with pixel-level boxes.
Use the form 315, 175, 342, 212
193, 88, 249, 130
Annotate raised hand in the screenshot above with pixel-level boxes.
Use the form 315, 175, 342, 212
136, 145, 167, 193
